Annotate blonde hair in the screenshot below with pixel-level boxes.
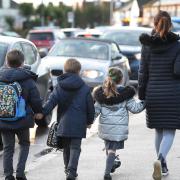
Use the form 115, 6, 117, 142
103, 68, 123, 98
64, 59, 81, 74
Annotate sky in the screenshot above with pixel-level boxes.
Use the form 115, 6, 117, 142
14, 0, 74, 6
14, 0, 107, 7
14, 0, 128, 7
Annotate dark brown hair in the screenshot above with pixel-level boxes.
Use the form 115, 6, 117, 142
103, 67, 123, 98
6, 50, 24, 68
154, 11, 172, 38
64, 58, 81, 74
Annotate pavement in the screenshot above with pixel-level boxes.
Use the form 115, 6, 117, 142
1, 111, 180, 180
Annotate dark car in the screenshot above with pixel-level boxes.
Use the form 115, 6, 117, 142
101, 26, 151, 83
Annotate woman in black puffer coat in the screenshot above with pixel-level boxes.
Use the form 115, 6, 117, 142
138, 11, 180, 180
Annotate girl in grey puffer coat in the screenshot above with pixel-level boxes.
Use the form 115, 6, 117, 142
93, 67, 145, 180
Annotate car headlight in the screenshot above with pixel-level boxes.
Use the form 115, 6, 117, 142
81, 70, 104, 79
135, 53, 141, 60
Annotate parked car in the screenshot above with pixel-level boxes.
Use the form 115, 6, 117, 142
101, 26, 151, 82
75, 29, 102, 38
172, 22, 180, 33
0, 31, 21, 37
61, 28, 83, 37
0, 35, 52, 126
26, 29, 65, 55
37, 38, 130, 89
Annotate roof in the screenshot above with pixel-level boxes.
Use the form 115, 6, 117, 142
61, 37, 117, 44
119, 0, 153, 10
29, 29, 58, 33
0, 0, 18, 9
0, 35, 34, 45
107, 26, 152, 32
144, 0, 180, 7
119, 0, 133, 11
61, 28, 82, 32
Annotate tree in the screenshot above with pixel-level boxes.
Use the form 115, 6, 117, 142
74, 2, 110, 28
5, 16, 15, 30
19, 3, 34, 21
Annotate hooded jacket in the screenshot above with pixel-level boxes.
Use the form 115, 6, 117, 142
43, 73, 95, 138
0, 67, 42, 130
94, 86, 145, 142
138, 31, 180, 129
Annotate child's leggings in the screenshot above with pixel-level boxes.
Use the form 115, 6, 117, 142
155, 129, 176, 160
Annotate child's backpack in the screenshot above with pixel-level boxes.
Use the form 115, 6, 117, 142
0, 82, 26, 121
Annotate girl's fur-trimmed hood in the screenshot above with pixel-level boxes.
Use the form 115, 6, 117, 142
139, 31, 180, 46
93, 86, 136, 105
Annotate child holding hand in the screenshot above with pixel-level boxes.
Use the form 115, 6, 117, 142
93, 67, 145, 180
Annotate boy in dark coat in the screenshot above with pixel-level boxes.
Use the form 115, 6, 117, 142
0, 50, 43, 180
42, 59, 95, 180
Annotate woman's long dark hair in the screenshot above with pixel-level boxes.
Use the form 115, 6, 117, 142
154, 11, 172, 39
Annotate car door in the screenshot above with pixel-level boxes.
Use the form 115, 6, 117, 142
21, 42, 40, 72
110, 43, 123, 67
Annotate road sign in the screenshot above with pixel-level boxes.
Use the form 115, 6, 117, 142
68, 11, 74, 23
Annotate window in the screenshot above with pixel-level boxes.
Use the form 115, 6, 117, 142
21, 43, 36, 65
12, 43, 23, 52
29, 32, 54, 41
111, 43, 120, 59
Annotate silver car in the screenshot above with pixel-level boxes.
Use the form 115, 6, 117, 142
38, 38, 130, 89
0, 35, 51, 126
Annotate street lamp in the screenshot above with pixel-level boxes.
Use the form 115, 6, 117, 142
110, 0, 114, 25
41, 0, 45, 26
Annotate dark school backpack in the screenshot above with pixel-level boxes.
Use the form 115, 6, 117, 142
0, 82, 26, 121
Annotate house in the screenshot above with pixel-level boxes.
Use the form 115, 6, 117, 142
0, 0, 23, 30
114, 0, 152, 26
142, 0, 180, 26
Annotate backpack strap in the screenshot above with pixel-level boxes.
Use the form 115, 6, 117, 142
10, 82, 22, 98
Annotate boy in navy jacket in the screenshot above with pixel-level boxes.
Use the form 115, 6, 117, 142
42, 59, 95, 180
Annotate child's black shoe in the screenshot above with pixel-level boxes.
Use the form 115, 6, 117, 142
104, 174, 112, 180
5, 175, 15, 180
111, 155, 121, 173
66, 173, 76, 180
65, 169, 78, 177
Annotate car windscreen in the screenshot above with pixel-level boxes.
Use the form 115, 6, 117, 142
102, 30, 148, 46
29, 32, 54, 41
77, 34, 100, 38
49, 40, 109, 60
0, 43, 8, 66
63, 31, 73, 37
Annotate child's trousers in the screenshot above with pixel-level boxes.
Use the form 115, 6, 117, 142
1, 129, 30, 178
63, 138, 82, 176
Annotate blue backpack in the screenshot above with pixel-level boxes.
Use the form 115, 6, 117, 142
0, 82, 26, 121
